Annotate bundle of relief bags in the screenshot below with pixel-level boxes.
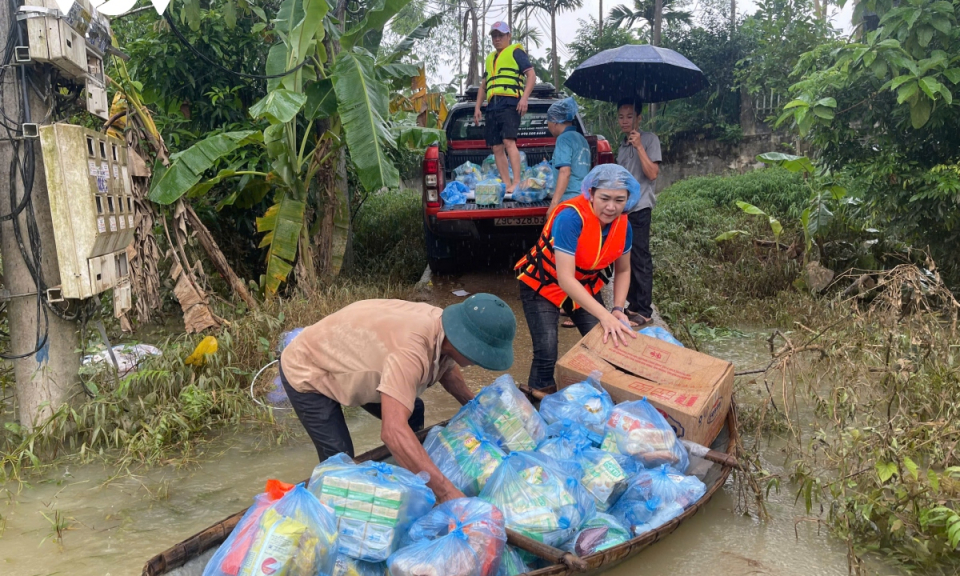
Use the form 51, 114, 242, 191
388, 498, 506, 576
203, 481, 338, 576
513, 161, 557, 204
308, 454, 436, 562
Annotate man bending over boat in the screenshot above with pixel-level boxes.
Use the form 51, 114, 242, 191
279, 294, 517, 503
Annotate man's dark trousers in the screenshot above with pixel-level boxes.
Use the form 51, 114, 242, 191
627, 208, 653, 319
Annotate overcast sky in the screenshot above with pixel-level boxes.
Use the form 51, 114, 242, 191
425, 0, 856, 85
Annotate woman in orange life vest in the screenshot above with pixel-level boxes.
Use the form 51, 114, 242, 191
515, 164, 642, 390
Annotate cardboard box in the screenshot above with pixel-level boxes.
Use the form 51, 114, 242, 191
555, 326, 734, 446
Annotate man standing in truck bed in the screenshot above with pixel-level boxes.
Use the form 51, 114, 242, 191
474, 21, 537, 194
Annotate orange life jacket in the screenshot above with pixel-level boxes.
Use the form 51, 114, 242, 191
515, 194, 629, 311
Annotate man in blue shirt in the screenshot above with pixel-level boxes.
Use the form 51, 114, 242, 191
545, 98, 592, 216
474, 22, 537, 194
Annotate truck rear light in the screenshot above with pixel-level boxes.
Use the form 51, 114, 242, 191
425, 174, 437, 186
426, 189, 439, 205
424, 159, 438, 174
596, 138, 615, 164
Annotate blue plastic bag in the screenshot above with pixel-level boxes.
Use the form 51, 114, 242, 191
638, 326, 684, 348
538, 371, 613, 443
561, 512, 631, 556
537, 423, 628, 512
333, 555, 386, 576
479, 451, 595, 548
397, 498, 507, 576
441, 181, 470, 205
203, 491, 281, 576
481, 152, 527, 179
601, 398, 689, 473
235, 484, 339, 576
622, 499, 685, 536
536, 420, 594, 460
308, 454, 437, 562
458, 375, 547, 452
423, 423, 507, 497
454, 161, 482, 191
622, 465, 706, 509
496, 546, 529, 576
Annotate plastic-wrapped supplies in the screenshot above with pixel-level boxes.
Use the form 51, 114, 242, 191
333, 555, 386, 576
237, 484, 339, 576
536, 420, 594, 460
475, 179, 506, 206
308, 454, 436, 562
630, 501, 685, 536
203, 480, 296, 576
601, 398, 689, 473
561, 513, 631, 556
441, 181, 470, 205
454, 162, 482, 191
623, 465, 706, 509
479, 451, 595, 548
536, 423, 628, 512
397, 498, 507, 576
481, 152, 527, 179
638, 326, 684, 347
457, 375, 547, 452
513, 161, 557, 204
496, 546, 529, 576
538, 372, 613, 443
423, 423, 506, 497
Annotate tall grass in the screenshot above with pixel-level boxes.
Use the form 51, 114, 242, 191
652, 167, 811, 327
349, 189, 426, 283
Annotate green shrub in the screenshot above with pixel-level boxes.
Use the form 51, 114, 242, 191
651, 168, 811, 327
350, 189, 426, 283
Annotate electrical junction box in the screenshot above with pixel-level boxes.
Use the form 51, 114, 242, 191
38, 123, 135, 309
24, 0, 112, 119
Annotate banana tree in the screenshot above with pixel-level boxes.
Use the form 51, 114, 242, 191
149, 0, 439, 295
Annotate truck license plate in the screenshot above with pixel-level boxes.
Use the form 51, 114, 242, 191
494, 217, 545, 227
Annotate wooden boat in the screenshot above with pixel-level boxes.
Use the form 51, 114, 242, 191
142, 391, 739, 576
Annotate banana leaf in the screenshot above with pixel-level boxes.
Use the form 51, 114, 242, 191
333, 49, 399, 192
340, 0, 413, 49
148, 130, 261, 205
250, 89, 308, 124
304, 79, 338, 120
756, 152, 816, 175
257, 193, 307, 296
378, 12, 445, 65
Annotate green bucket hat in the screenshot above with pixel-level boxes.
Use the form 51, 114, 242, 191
441, 293, 516, 371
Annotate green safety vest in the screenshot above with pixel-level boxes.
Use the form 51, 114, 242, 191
484, 43, 526, 100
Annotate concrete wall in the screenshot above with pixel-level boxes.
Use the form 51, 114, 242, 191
655, 132, 803, 193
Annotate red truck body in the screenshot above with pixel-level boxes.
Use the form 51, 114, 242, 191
421, 85, 614, 273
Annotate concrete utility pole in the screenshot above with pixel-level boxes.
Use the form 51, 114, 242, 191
0, 1, 81, 430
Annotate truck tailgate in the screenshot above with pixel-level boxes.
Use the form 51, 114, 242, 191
436, 200, 550, 221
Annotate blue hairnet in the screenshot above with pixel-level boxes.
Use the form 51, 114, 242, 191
546, 97, 578, 124
581, 164, 642, 212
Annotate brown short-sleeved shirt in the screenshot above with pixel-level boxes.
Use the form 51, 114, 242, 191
279, 300, 455, 412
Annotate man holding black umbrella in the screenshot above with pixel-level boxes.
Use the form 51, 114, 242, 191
616, 99, 661, 326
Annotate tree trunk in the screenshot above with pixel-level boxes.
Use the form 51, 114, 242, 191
653, 0, 663, 46
731, 0, 736, 29
0, 66, 81, 430
508, 0, 513, 31
467, 2, 480, 87
551, 9, 559, 87
182, 203, 258, 310
599, 0, 604, 37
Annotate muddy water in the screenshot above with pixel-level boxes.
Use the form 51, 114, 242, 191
0, 272, 904, 576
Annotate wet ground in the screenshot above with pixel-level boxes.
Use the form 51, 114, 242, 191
0, 271, 906, 575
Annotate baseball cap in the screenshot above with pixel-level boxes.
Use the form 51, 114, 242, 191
490, 22, 510, 35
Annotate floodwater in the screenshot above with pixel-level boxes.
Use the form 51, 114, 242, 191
0, 271, 906, 576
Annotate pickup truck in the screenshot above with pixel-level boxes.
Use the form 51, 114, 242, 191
422, 84, 614, 274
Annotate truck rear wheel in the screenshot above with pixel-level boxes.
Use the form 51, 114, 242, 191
428, 255, 460, 275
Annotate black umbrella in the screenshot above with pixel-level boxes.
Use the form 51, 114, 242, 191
565, 44, 707, 104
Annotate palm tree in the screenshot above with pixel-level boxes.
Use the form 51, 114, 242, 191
514, 0, 584, 88
607, 0, 692, 44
